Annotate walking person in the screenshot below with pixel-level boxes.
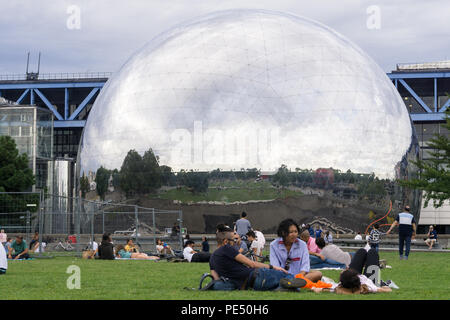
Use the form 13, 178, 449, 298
235, 211, 252, 241
386, 205, 416, 260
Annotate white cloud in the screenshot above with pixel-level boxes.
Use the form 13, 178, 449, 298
0, 0, 448, 74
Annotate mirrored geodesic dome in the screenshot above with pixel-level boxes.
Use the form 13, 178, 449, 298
77, 9, 420, 233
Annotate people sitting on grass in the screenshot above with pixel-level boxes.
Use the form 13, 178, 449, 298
315, 237, 352, 267
29, 232, 40, 252
246, 230, 264, 261
0, 240, 7, 274
0, 229, 7, 245
115, 244, 159, 260
183, 240, 211, 262
125, 239, 139, 253
310, 248, 393, 294
88, 237, 99, 257
299, 230, 346, 269
8, 236, 30, 260
3, 238, 12, 255
232, 232, 248, 254
156, 238, 174, 256
354, 232, 363, 240
270, 219, 322, 282
324, 230, 333, 244
425, 225, 438, 250
98, 233, 115, 260
209, 224, 306, 291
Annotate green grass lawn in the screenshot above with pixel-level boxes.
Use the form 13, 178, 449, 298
1, 251, 449, 300
152, 185, 302, 203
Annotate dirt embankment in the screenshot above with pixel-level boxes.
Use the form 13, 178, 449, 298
139, 195, 386, 234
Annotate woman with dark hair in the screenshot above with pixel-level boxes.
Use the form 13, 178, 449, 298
311, 248, 393, 294
269, 219, 322, 282
98, 233, 115, 260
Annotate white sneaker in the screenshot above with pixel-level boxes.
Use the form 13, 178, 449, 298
387, 280, 399, 289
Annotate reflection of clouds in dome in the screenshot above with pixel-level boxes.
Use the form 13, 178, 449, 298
79, 9, 414, 179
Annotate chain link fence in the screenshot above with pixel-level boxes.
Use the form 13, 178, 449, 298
0, 192, 183, 257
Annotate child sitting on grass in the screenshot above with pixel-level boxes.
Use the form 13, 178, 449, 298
115, 244, 159, 260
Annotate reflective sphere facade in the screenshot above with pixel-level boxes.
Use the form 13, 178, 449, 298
78, 9, 420, 232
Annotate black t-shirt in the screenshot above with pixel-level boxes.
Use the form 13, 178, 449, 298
209, 244, 252, 288
98, 241, 115, 260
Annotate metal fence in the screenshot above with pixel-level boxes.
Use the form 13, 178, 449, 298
0, 192, 183, 257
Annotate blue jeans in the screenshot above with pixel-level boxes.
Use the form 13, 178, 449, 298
399, 233, 412, 257
211, 269, 294, 291
211, 279, 239, 291
309, 255, 346, 269
251, 268, 295, 291
370, 243, 379, 252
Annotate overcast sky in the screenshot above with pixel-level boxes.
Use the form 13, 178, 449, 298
1, 0, 449, 75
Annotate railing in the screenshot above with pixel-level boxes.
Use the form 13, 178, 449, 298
0, 72, 112, 81
397, 61, 450, 71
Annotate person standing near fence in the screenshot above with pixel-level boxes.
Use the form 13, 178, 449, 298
386, 205, 416, 260
0, 229, 6, 245
0, 240, 7, 274
235, 212, 252, 241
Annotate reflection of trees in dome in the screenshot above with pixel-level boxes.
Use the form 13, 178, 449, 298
90, 146, 408, 207
80, 174, 90, 198
119, 149, 162, 197
95, 166, 110, 200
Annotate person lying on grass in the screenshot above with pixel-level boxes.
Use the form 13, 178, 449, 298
115, 245, 159, 260
310, 248, 392, 294
208, 224, 307, 291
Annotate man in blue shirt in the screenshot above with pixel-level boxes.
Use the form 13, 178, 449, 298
235, 212, 252, 241
386, 205, 416, 260
425, 225, 438, 250
314, 226, 323, 239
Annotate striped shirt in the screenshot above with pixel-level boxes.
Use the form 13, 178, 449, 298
368, 229, 384, 244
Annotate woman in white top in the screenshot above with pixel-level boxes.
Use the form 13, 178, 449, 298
312, 248, 392, 294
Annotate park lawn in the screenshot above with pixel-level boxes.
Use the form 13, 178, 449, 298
152, 185, 302, 203
1, 251, 449, 300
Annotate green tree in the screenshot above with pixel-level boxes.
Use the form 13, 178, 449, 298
0, 136, 36, 217
184, 171, 209, 193
0, 135, 35, 192
160, 165, 176, 186
273, 164, 290, 187
95, 166, 110, 200
141, 148, 161, 192
119, 148, 162, 196
399, 109, 450, 208
80, 174, 90, 198
120, 150, 143, 196
111, 169, 121, 190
